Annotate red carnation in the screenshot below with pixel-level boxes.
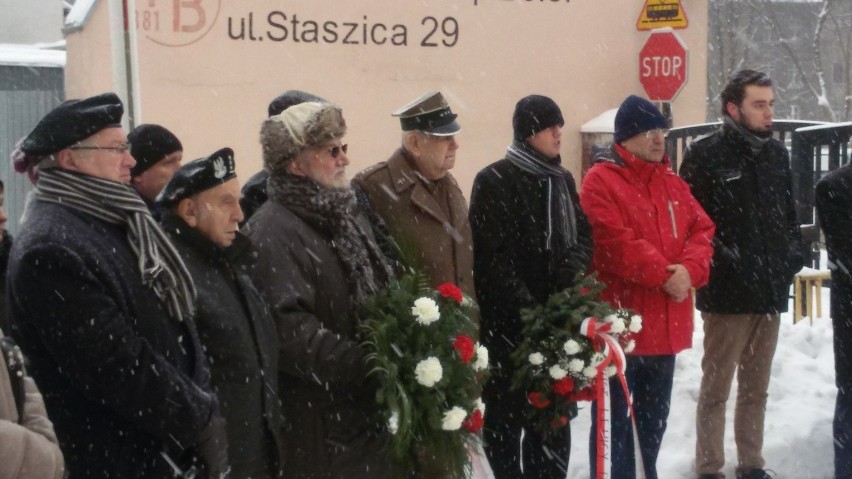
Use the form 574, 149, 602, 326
569, 387, 596, 402
552, 377, 575, 396
550, 416, 569, 428
453, 335, 476, 364
437, 283, 463, 303
462, 409, 484, 433
527, 392, 551, 409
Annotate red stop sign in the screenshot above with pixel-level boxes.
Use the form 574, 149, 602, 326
639, 31, 689, 102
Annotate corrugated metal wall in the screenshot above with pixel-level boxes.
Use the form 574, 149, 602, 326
0, 65, 64, 237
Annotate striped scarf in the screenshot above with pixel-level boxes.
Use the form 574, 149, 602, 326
34, 169, 196, 322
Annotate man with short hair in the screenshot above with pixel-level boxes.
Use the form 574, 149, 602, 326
681, 70, 803, 479
580, 95, 715, 479
353, 91, 473, 298
245, 101, 393, 478
815, 163, 852, 479
7, 93, 226, 478
470, 94, 593, 478
128, 123, 183, 220
158, 148, 282, 478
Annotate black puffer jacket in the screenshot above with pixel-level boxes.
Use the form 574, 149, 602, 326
680, 123, 803, 314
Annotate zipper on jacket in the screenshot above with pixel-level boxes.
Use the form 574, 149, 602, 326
668, 201, 678, 239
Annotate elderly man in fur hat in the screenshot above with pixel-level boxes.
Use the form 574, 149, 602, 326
244, 101, 394, 478
7, 93, 226, 478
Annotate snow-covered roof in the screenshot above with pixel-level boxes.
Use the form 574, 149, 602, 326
64, 0, 99, 34
580, 108, 617, 134
0, 43, 66, 68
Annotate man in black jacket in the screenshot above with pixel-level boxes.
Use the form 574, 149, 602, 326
158, 148, 282, 478
815, 163, 852, 479
128, 123, 183, 221
680, 70, 803, 479
469, 94, 593, 478
7, 93, 227, 478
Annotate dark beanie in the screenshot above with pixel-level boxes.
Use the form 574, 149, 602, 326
614, 95, 668, 144
267, 90, 327, 117
512, 95, 564, 141
128, 124, 183, 177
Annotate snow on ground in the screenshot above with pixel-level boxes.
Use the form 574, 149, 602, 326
567, 288, 836, 478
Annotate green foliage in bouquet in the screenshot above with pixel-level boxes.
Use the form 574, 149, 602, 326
509, 274, 642, 439
361, 270, 489, 479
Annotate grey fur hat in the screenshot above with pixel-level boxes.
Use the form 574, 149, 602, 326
260, 102, 346, 174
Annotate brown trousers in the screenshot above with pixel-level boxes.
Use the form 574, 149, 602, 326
695, 313, 780, 475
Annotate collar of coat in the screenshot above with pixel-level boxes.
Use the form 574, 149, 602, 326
160, 211, 253, 268
386, 147, 464, 226
605, 144, 676, 184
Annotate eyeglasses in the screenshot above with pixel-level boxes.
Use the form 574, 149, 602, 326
643, 129, 669, 139
70, 143, 131, 154
327, 144, 348, 158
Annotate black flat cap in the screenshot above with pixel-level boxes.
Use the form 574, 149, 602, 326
21, 92, 124, 156
128, 124, 183, 177
157, 147, 236, 205
392, 91, 461, 136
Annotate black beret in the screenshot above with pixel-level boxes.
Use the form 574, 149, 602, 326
157, 147, 236, 205
21, 92, 124, 156
267, 90, 326, 117
128, 124, 183, 177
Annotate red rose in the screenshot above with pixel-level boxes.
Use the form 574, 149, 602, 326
463, 409, 484, 433
527, 392, 551, 409
453, 335, 476, 364
550, 416, 569, 428
552, 377, 575, 396
569, 387, 596, 402
437, 283, 463, 303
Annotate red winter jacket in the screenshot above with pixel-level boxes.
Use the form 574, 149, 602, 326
580, 145, 715, 355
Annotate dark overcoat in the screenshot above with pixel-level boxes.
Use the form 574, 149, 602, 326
680, 124, 803, 314
469, 155, 593, 477
7, 200, 216, 478
162, 213, 282, 478
353, 147, 475, 298
244, 199, 391, 479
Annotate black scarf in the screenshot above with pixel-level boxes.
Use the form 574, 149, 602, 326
505, 139, 578, 250
267, 173, 392, 307
33, 169, 196, 322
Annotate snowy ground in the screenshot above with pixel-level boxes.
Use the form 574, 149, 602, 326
567, 287, 837, 479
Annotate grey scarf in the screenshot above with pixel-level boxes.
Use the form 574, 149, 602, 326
505, 140, 578, 250
267, 173, 393, 307
723, 115, 771, 155
34, 169, 196, 322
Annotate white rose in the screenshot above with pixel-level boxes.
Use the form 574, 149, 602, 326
609, 319, 626, 334
411, 297, 440, 325
629, 315, 643, 333
624, 340, 636, 353
474, 344, 489, 371
441, 406, 467, 431
549, 365, 567, 380
583, 365, 598, 378
603, 314, 618, 323
388, 411, 399, 434
568, 358, 585, 373
528, 352, 544, 365
414, 357, 443, 387
605, 366, 618, 378
563, 339, 582, 355
474, 398, 486, 416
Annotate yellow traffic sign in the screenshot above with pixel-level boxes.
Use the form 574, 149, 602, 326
637, 0, 688, 30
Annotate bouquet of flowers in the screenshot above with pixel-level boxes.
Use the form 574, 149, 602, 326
361, 272, 489, 478
510, 274, 642, 438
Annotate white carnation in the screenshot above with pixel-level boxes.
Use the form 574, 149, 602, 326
528, 352, 545, 366
605, 366, 618, 378
414, 357, 443, 387
441, 406, 467, 431
474, 344, 489, 371
474, 398, 486, 416
411, 297, 440, 325
549, 365, 567, 380
629, 315, 643, 333
624, 340, 636, 353
568, 358, 585, 373
603, 314, 618, 323
609, 319, 626, 334
388, 411, 399, 434
563, 339, 582, 355
583, 365, 598, 378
